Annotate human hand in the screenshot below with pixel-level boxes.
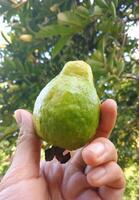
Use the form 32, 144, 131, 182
0, 99, 125, 200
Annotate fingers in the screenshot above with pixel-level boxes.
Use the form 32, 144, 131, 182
82, 137, 125, 189
82, 137, 117, 167
10, 109, 41, 177
86, 161, 125, 189
95, 99, 117, 138
69, 149, 86, 172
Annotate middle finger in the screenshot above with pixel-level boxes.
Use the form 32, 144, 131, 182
82, 137, 118, 167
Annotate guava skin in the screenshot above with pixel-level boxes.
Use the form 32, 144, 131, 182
33, 61, 100, 150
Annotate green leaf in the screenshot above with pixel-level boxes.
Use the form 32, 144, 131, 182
87, 50, 105, 68
75, 6, 90, 18
14, 59, 27, 73
52, 35, 71, 58
57, 11, 89, 27
115, 59, 125, 76
4, 57, 16, 69
110, 1, 116, 18
87, 58, 104, 68
107, 53, 114, 72
93, 5, 103, 16
36, 24, 79, 38
0, 0, 12, 8
112, 0, 119, 7
98, 36, 107, 54
92, 50, 104, 62
95, 0, 108, 9
92, 66, 107, 78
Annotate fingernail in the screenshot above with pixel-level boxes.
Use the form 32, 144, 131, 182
89, 142, 105, 156
14, 110, 22, 125
90, 167, 106, 180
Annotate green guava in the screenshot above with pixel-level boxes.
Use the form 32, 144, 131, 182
33, 60, 100, 150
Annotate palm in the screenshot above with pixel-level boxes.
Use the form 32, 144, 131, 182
41, 151, 92, 200
42, 154, 101, 200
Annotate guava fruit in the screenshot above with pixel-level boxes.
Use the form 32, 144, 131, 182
33, 60, 100, 150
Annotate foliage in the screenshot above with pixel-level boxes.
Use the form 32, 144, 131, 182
0, 0, 139, 198
124, 164, 139, 200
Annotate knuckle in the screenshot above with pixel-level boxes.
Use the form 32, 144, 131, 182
103, 139, 118, 161
17, 127, 33, 145
108, 161, 126, 186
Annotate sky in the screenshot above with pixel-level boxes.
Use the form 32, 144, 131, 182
127, 22, 139, 59
127, 22, 139, 40
0, 16, 11, 45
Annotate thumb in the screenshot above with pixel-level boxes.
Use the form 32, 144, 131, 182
11, 109, 41, 176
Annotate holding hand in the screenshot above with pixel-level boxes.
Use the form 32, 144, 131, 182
0, 99, 125, 200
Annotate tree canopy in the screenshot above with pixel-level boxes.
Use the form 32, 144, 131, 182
0, 0, 139, 198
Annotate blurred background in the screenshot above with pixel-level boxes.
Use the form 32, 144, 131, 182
0, 0, 139, 199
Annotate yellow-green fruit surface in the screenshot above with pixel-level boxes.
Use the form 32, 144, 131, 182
33, 61, 100, 150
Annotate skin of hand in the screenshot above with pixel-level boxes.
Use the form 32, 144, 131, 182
0, 99, 125, 200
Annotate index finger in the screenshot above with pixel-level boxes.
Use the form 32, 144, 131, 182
95, 99, 117, 138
